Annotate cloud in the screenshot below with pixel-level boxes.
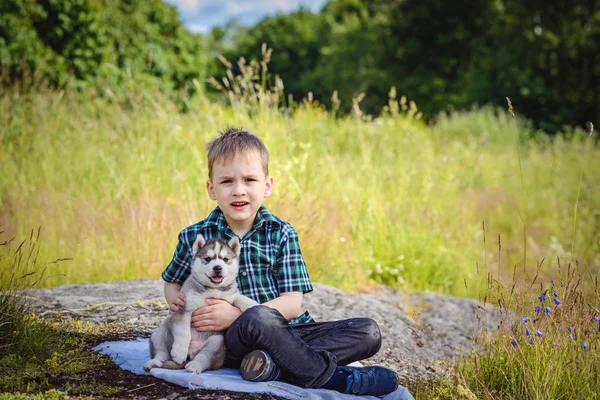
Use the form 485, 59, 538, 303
164, 0, 327, 33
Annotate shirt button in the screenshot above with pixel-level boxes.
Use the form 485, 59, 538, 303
241, 271, 247, 276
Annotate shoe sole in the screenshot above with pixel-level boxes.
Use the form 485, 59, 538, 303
240, 350, 274, 381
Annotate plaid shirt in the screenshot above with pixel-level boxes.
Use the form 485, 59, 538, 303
162, 206, 314, 325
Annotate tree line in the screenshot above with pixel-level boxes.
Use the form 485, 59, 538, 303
0, 0, 206, 91
1, 0, 598, 132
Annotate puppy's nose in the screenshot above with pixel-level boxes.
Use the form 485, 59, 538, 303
213, 265, 223, 274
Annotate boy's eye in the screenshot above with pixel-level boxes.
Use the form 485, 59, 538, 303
221, 179, 232, 184
204, 257, 212, 263
223, 257, 229, 262
245, 178, 256, 182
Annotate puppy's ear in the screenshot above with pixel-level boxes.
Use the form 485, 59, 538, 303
192, 234, 206, 255
228, 236, 241, 257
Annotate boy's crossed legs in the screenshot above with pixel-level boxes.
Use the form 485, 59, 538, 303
225, 306, 399, 396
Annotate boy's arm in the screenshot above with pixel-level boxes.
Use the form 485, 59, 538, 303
262, 291, 303, 320
164, 281, 185, 314
191, 291, 303, 332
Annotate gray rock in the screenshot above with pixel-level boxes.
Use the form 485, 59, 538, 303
26, 280, 501, 383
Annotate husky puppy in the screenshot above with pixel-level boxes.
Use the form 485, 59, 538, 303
144, 234, 257, 373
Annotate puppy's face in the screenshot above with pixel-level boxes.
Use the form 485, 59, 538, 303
190, 234, 241, 288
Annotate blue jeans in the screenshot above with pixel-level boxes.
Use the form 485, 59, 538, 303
224, 305, 382, 388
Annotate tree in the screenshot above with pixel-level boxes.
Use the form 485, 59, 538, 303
0, 0, 208, 91
465, 0, 599, 131
225, 9, 327, 103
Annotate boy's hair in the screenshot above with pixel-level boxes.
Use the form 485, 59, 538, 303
206, 127, 269, 179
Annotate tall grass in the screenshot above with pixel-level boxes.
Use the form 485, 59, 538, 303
0, 230, 119, 396
455, 257, 600, 399
0, 56, 598, 298
448, 105, 600, 400
0, 228, 61, 360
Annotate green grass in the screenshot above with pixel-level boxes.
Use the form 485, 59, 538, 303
0, 391, 68, 400
417, 260, 600, 400
0, 229, 61, 361
476, 267, 600, 399
0, 231, 123, 398
2, 75, 598, 296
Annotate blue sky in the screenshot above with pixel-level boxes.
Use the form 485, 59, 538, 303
164, 0, 328, 34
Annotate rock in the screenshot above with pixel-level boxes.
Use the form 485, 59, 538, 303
26, 280, 501, 383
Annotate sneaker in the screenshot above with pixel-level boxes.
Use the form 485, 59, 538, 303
240, 350, 281, 382
339, 365, 399, 396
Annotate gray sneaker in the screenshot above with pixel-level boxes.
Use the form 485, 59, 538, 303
239, 350, 281, 382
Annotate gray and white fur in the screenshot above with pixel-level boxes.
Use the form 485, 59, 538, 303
144, 234, 257, 373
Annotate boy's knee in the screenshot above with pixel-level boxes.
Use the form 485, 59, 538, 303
225, 305, 287, 356
243, 305, 284, 327
229, 305, 285, 337
356, 318, 382, 356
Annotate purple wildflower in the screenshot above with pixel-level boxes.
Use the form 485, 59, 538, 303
528, 337, 534, 345
594, 316, 600, 324
585, 329, 591, 337
538, 294, 546, 302
554, 298, 561, 306
536, 330, 543, 337
535, 306, 542, 313
553, 291, 559, 297
581, 341, 588, 350
510, 339, 518, 347
526, 328, 532, 336
521, 316, 529, 323
544, 306, 551, 314
568, 326, 573, 333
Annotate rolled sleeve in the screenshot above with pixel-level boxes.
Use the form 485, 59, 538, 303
275, 228, 313, 294
161, 231, 193, 285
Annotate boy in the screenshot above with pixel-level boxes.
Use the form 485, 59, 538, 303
161, 128, 400, 396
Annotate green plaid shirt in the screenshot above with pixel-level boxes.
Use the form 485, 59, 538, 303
162, 206, 314, 325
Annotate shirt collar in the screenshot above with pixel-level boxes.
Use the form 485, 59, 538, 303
201, 205, 280, 234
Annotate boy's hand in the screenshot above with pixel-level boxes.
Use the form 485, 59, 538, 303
169, 293, 185, 315
191, 298, 242, 332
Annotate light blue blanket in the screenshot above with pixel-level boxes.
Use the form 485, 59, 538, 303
93, 338, 414, 400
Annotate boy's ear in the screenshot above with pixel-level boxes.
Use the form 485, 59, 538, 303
192, 234, 206, 255
263, 176, 274, 198
228, 235, 241, 257
206, 180, 217, 200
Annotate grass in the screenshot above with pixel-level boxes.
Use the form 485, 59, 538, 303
0, 230, 123, 398
1, 62, 598, 297
413, 260, 600, 400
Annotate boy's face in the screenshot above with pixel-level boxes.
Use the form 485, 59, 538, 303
206, 150, 273, 233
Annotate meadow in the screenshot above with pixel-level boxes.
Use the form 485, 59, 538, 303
1, 70, 598, 296
1, 62, 599, 398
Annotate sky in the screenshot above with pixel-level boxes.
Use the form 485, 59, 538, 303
164, 0, 329, 34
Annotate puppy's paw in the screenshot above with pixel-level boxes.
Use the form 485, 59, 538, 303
144, 358, 163, 371
185, 359, 207, 373
170, 347, 188, 364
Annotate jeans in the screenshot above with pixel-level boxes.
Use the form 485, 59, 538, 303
224, 305, 382, 388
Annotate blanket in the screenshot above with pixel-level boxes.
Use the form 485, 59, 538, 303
93, 338, 414, 400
